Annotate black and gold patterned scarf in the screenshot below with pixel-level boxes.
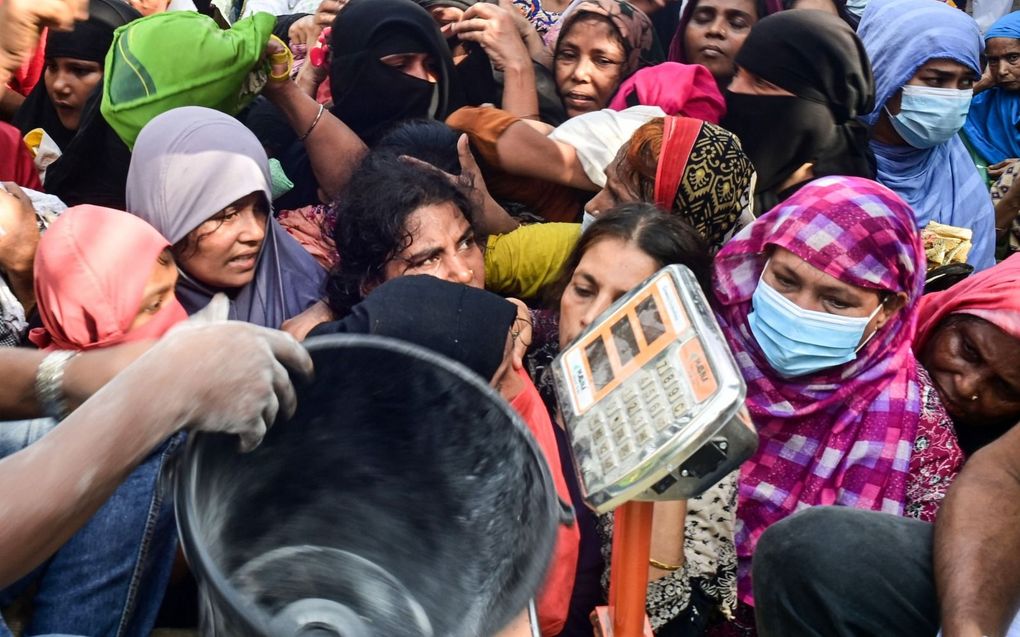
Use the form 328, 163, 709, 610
654, 116, 755, 249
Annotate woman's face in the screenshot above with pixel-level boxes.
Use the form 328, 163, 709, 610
380, 201, 485, 289
985, 37, 1020, 92
727, 66, 794, 96
129, 250, 179, 331
44, 57, 103, 131
176, 192, 268, 291
585, 145, 643, 217
559, 237, 660, 348
762, 247, 901, 346
883, 58, 977, 115
380, 52, 439, 83
555, 15, 628, 118
683, 0, 757, 82
919, 316, 1020, 428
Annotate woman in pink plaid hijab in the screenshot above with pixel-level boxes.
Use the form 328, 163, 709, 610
712, 176, 964, 604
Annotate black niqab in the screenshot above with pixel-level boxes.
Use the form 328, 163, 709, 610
721, 10, 875, 195
329, 0, 461, 147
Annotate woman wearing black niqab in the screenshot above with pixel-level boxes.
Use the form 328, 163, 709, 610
329, 0, 462, 147
12, 0, 141, 208
720, 10, 875, 208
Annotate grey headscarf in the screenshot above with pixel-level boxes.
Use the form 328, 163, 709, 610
125, 106, 325, 328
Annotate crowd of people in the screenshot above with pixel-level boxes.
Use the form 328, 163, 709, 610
0, 0, 1019, 634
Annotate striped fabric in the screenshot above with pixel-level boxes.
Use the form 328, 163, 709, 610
711, 176, 926, 604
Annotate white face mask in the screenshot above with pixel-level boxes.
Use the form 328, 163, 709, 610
885, 85, 973, 149
845, 0, 867, 17
581, 211, 598, 231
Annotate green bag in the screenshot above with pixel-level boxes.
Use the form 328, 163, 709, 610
101, 11, 275, 149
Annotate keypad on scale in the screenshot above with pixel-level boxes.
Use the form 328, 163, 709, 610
581, 351, 692, 481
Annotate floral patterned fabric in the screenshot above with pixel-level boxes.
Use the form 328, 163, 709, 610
904, 365, 963, 522
277, 204, 339, 270
512, 0, 564, 37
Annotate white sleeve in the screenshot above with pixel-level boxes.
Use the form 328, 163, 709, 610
549, 105, 666, 187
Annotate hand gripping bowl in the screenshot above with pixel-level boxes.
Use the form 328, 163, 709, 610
175, 334, 564, 637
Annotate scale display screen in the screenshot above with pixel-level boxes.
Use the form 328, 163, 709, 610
552, 265, 757, 513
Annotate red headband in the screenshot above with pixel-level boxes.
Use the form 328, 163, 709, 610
653, 116, 703, 212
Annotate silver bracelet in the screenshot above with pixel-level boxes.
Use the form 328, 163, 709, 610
35, 350, 77, 421
299, 103, 325, 142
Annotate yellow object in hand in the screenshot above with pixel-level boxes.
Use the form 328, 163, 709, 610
268, 35, 293, 83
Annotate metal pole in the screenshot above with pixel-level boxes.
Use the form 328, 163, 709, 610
606, 500, 655, 637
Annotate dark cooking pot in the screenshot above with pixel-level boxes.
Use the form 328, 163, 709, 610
175, 334, 561, 636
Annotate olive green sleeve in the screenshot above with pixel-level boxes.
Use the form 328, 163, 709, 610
484, 223, 582, 299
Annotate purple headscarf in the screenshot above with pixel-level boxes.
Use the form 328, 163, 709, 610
712, 176, 926, 603
125, 106, 325, 328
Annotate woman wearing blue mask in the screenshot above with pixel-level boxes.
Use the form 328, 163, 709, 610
712, 176, 965, 612
858, 0, 996, 270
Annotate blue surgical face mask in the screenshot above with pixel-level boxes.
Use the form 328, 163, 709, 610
748, 276, 883, 378
886, 85, 973, 149
844, 0, 867, 17
581, 211, 598, 232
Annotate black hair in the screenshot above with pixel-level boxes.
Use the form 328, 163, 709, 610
683, 0, 769, 24
325, 151, 477, 316
171, 191, 270, 262
374, 119, 462, 175
157, 247, 174, 266
548, 201, 712, 305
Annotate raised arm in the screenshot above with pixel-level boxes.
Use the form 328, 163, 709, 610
495, 120, 598, 190
936, 420, 1020, 637
0, 0, 89, 92
446, 2, 540, 120
447, 107, 598, 191
262, 38, 367, 201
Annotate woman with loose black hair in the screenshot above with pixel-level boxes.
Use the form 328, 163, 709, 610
374, 119, 463, 176
550, 200, 712, 310
325, 152, 482, 317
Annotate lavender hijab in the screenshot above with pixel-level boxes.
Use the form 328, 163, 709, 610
125, 107, 325, 328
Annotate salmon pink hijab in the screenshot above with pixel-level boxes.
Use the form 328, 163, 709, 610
915, 253, 1020, 353
30, 205, 187, 351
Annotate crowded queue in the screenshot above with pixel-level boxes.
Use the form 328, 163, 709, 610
0, 0, 1018, 634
